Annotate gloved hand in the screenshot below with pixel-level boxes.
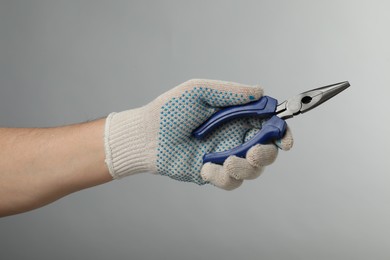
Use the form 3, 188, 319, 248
104, 79, 293, 190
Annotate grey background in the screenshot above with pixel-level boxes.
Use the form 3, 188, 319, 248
0, 0, 389, 259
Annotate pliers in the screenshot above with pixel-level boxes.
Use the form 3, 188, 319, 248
193, 81, 350, 164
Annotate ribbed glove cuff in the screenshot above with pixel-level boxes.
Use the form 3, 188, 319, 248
104, 108, 150, 179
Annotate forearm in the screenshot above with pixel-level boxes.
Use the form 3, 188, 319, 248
0, 119, 112, 217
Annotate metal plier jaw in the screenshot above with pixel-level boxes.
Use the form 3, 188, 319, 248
276, 81, 350, 120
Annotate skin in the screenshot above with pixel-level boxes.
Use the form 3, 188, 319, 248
0, 118, 112, 217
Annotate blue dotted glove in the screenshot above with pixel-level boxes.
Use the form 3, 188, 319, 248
104, 79, 293, 190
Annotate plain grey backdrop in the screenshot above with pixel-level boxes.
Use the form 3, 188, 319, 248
1, 0, 389, 259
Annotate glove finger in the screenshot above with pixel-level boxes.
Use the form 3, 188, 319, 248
179, 79, 263, 107
243, 127, 260, 142
274, 126, 294, 151
200, 162, 243, 190
224, 156, 264, 180
246, 117, 264, 129
246, 144, 278, 168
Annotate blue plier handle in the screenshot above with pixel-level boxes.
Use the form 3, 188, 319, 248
193, 96, 286, 164
193, 81, 350, 165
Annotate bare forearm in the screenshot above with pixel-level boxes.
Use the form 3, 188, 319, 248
0, 119, 112, 217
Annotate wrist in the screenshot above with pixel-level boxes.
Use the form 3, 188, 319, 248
104, 107, 155, 179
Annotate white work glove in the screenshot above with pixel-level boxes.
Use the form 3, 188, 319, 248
104, 79, 293, 190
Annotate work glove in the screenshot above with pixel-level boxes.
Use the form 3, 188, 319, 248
104, 79, 293, 190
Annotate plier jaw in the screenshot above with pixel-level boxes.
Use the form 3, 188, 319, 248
276, 81, 350, 120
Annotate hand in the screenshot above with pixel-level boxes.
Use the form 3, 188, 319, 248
104, 79, 293, 190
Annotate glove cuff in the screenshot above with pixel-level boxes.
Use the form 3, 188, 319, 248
104, 107, 151, 179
